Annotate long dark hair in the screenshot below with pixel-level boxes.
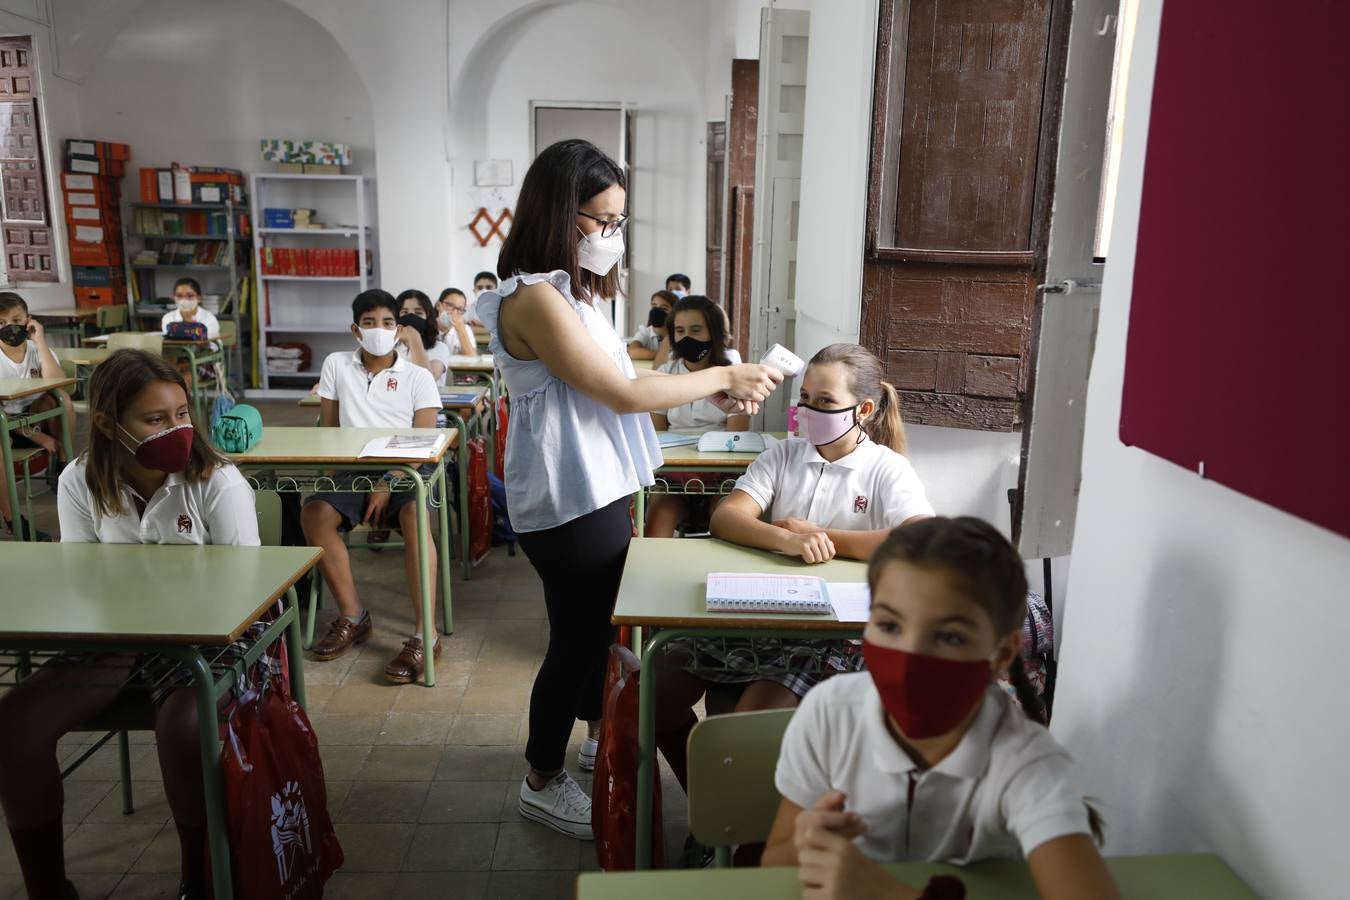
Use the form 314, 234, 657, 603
497, 139, 625, 302
808, 343, 907, 455
84, 349, 227, 517
868, 517, 1105, 843
668, 294, 731, 367
396, 289, 437, 350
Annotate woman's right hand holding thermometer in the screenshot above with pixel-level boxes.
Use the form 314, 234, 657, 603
724, 362, 783, 402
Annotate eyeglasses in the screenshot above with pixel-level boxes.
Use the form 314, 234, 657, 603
577, 210, 628, 238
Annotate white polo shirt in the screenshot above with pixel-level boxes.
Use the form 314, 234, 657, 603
657, 357, 729, 432
57, 458, 259, 545
439, 327, 462, 356
630, 323, 662, 350
777, 674, 1092, 863
733, 435, 933, 529
316, 349, 441, 428
398, 339, 453, 386
161, 307, 221, 340
0, 340, 59, 414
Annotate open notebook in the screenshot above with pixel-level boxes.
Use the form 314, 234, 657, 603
696, 432, 780, 454
357, 433, 448, 459
705, 573, 832, 614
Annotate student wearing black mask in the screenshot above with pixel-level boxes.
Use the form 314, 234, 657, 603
395, 289, 452, 385
627, 289, 677, 360
646, 294, 749, 537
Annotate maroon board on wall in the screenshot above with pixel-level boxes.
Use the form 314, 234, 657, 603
1120, 0, 1350, 540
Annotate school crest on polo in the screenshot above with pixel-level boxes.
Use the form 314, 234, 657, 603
177, 514, 193, 534
853, 495, 869, 514
386, 376, 398, 392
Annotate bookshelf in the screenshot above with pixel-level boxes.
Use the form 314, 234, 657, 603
123, 199, 252, 390
250, 173, 376, 393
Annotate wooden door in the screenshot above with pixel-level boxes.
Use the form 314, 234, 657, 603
862, 0, 1070, 430
705, 121, 725, 304
724, 59, 758, 358
0, 37, 55, 283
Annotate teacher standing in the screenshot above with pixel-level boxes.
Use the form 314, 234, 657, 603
478, 139, 781, 839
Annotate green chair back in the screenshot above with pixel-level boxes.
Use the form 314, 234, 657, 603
218, 318, 237, 347
687, 708, 795, 855
253, 488, 283, 547
107, 332, 164, 356
95, 305, 128, 332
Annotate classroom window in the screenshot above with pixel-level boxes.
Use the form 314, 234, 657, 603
1093, 0, 1140, 260
0, 35, 56, 284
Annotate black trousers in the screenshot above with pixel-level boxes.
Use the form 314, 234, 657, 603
516, 496, 632, 772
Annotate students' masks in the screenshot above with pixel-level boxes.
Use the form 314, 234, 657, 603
647, 307, 669, 328
357, 326, 399, 357
796, 404, 860, 447
0, 323, 27, 347
118, 423, 195, 473
671, 289, 687, 298
438, 312, 453, 328
397, 313, 431, 343
673, 336, 712, 363
175, 298, 200, 315
862, 640, 991, 739
576, 226, 625, 276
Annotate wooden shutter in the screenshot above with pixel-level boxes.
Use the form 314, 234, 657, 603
724, 59, 758, 358
705, 121, 726, 304
0, 37, 55, 283
862, 0, 1070, 430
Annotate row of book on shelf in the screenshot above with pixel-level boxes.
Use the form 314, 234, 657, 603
261, 247, 368, 277
131, 241, 236, 267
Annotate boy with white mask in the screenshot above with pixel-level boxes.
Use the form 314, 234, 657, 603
160, 277, 220, 339
302, 289, 444, 683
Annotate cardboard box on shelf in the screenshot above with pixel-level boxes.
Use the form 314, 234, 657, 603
138, 167, 175, 203
65, 154, 126, 178
260, 139, 353, 166
65, 139, 130, 162
302, 164, 345, 175
276, 162, 305, 174
74, 285, 126, 309
72, 266, 123, 288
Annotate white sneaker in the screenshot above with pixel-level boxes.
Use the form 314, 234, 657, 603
577, 736, 598, 772
518, 771, 593, 840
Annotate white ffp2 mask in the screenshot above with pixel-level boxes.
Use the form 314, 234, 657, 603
576, 226, 625, 276
358, 327, 398, 357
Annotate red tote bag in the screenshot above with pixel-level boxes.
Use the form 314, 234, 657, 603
592, 644, 664, 870
222, 682, 343, 898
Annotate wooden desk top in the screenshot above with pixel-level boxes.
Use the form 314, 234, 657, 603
656, 433, 783, 469
227, 426, 455, 466
0, 377, 76, 402
612, 538, 867, 630
576, 854, 1258, 899
0, 545, 322, 645
632, 358, 654, 370
54, 347, 114, 367
446, 354, 496, 372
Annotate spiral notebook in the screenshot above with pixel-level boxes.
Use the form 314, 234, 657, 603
705, 573, 832, 615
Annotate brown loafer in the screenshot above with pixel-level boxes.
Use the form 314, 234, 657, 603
312, 614, 373, 661
385, 636, 442, 684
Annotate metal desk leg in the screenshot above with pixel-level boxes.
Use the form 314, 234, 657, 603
283, 588, 307, 709
178, 649, 235, 900
436, 460, 454, 636
448, 412, 474, 581
0, 410, 20, 540
401, 465, 437, 687
55, 390, 73, 463
635, 628, 679, 870
635, 486, 647, 537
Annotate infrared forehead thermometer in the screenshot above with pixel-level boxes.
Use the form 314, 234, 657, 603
761, 343, 805, 378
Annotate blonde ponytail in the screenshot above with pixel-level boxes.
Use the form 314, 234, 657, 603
808, 343, 911, 455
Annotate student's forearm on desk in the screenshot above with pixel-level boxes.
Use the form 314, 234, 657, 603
454, 321, 476, 356
711, 507, 793, 554
824, 529, 891, 561
627, 342, 656, 360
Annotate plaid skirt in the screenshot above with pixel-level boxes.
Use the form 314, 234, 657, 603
659, 635, 863, 699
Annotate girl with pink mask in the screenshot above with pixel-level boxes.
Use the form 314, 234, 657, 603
762, 518, 1117, 900
653, 343, 934, 864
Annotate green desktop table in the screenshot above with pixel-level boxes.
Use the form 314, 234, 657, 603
0, 376, 76, 541
576, 853, 1259, 899
613, 538, 868, 869
228, 426, 454, 685
0, 543, 322, 900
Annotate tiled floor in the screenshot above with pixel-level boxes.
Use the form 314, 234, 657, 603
1, 399, 690, 899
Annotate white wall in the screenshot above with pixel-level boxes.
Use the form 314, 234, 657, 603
77, 0, 374, 181
1050, 3, 1350, 897
448, 0, 709, 328
0, 3, 84, 310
